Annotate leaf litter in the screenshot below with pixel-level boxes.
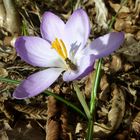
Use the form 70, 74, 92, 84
0, 0, 140, 139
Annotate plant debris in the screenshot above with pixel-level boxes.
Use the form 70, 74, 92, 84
0, 0, 140, 139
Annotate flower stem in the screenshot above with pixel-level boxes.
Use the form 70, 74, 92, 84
86, 1, 127, 138
86, 59, 102, 140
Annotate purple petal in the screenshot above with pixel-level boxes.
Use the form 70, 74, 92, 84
63, 55, 95, 81
65, 9, 90, 50
15, 36, 64, 67
13, 68, 63, 99
40, 12, 65, 42
85, 32, 125, 59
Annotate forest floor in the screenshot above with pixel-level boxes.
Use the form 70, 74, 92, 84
0, 0, 140, 140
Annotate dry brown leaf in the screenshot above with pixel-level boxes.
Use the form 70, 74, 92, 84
46, 95, 70, 140
46, 120, 60, 140
94, 84, 125, 138
84, 72, 95, 99
108, 0, 130, 13
110, 54, 123, 72
75, 122, 86, 139
0, 44, 16, 63
115, 15, 139, 33
99, 74, 110, 101
136, 30, 140, 40
125, 24, 138, 34
108, 85, 125, 129
94, 0, 108, 29
123, 63, 133, 72
0, 131, 9, 140
0, 0, 21, 35
132, 112, 140, 135
125, 33, 137, 45
46, 96, 60, 140
133, 0, 140, 17
0, 101, 14, 120
13, 103, 48, 120
0, 67, 8, 77
114, 18, 125, 31
117, 41, 140, 62
6, 120, 45, 140
59, 105, 69, 140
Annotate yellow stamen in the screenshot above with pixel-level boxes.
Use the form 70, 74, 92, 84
52, 38, 68, 59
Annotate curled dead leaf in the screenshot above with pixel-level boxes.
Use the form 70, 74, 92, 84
115, 17, 139, 33
99, 74, 110, 101
94, 84, 125, 138
94, 0, 108, 29
133, 0, 140, 17
46, 96, 60, 140
59, 105, 69, 140
108, 0, 130, 13
46, 96, 70, 140
46, 120, 60, 140
114, 18, 125, 31
0, 0, 21, 35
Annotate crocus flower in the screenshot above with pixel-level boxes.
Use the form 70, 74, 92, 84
13, 9, 124, 99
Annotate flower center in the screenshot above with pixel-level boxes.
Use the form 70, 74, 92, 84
52, 38, 77, 70
52, 38, 68, 59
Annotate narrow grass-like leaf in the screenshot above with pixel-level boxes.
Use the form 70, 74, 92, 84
0, 77, 20, 84
73, 83, 91, 119
44, 90, 86, 118
0, 77, 86, 117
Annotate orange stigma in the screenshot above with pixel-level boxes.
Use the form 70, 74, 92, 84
52, 38, 68, 59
